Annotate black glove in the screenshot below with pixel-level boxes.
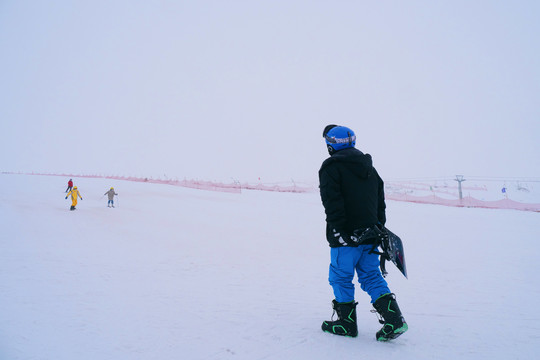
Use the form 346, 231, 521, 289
332, 228, 359, 247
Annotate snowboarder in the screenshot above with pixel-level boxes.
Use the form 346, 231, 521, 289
319, 125, 407, 341
104, 187, 118, 208
65, 186, 82, 211
65, 179, 73, 193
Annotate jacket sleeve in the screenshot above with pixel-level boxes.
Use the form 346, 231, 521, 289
377, 174, 386, 225
319, 165, 347, 230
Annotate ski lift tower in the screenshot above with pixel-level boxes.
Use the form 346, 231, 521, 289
455, 175, 466, 200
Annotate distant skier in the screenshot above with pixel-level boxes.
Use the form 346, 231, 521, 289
104, 187, 118, 208
319, 125, 407, 341
65, 186, 82, 211
65, 179, 73, 193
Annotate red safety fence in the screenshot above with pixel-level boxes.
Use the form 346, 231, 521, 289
4, 172, 539, 212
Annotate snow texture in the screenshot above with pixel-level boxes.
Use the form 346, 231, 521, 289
1, 174, 539, 360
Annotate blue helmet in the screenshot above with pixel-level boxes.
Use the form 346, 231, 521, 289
323, 125, 356, 154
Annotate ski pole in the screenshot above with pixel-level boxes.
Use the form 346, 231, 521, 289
115, 194, 119, 208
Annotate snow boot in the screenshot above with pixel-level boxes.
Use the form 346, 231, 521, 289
70, 206, 76, 211
373, 293, 408, 341
321, 300, 358, 337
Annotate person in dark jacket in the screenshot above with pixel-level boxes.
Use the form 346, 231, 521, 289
319, 124, 407, 341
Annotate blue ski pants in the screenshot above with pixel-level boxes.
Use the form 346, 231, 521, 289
329, 245, 390, 303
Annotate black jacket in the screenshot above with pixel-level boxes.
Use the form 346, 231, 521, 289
319, 147, 386, 247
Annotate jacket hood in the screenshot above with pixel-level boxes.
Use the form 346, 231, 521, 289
320, 147, 374, 178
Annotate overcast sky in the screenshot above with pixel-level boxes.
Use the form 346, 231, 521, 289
1, 1, 539, 183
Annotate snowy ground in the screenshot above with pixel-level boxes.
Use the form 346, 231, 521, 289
1, 174, 539, 360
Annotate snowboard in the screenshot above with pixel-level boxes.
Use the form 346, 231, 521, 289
380, 227, 408, 279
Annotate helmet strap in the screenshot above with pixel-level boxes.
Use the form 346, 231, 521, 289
327, 145, 335, 155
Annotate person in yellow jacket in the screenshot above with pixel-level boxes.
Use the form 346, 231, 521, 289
65, 186, 83, 211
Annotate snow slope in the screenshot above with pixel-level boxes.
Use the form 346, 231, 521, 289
1, 174, 539, 360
